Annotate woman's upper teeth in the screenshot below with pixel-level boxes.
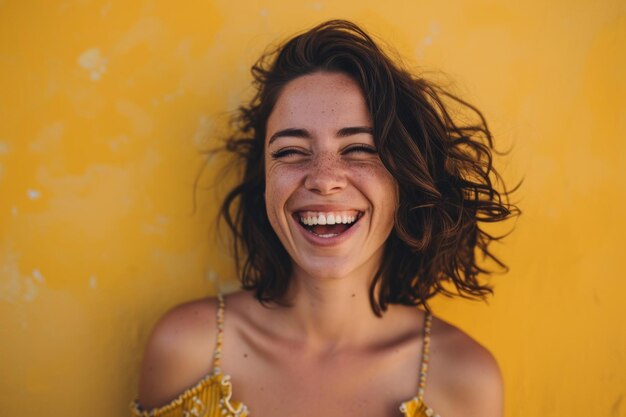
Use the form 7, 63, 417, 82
299, 211, 359, 226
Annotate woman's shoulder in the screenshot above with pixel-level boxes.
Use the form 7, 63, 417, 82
427, 315, 504, 417
136, 295, 221, 410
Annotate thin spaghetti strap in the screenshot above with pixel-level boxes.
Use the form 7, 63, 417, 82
417, 312, 433, 401
212, 293, 225, 375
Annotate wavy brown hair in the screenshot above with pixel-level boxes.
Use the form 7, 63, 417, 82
219, 19, 519, 315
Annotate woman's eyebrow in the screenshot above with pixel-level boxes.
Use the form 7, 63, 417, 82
268, 128, 310, 144
268, 126, 373, 144
337, 126, 373, 137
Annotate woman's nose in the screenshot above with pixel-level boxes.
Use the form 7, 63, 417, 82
303, 152, 347, 195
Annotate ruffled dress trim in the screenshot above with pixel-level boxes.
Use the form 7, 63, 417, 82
130, 372, 248, 417
399, 396, 440, 417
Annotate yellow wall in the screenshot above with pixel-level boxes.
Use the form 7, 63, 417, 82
1, 1, 624, 415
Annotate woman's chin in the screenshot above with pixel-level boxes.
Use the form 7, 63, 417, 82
290, 254, 382, 284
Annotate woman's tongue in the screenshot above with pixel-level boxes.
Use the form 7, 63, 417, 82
310, 223, 350, 235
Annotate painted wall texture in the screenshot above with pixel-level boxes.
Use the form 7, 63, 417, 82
1, 1, 624, 416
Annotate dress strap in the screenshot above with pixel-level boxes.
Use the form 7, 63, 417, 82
212, 293, 225, 374
417, 312, 433, 400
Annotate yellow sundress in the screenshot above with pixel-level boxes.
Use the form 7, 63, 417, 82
130, 294, 439, 417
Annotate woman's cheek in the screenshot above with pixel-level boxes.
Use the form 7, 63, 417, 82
265, 166, 301, 217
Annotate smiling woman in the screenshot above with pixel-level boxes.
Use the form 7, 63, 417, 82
131, 20, 517, 417
264, 72, 398, 281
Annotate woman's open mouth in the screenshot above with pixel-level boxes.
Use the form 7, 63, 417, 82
294, 210, 363, 238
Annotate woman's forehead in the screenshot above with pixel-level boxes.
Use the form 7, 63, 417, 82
266, 72, 371, 138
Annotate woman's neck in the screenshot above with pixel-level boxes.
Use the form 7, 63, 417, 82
275, 264, 387, 353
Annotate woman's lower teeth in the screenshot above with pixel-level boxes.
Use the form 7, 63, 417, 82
307, 228, 340, 238
306, 222, 352, 236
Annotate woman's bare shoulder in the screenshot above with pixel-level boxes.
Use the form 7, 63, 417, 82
136, 296, 219, 410
428, 315, 504, 417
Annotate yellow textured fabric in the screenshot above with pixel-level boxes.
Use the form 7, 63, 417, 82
130, 373, 249, 417
130, 374, 436, 417
399, 396, 436, 417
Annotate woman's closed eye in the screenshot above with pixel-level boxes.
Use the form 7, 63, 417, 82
270, 147, 309, 159
269, 144, 378, 160
342, 144, 378, 156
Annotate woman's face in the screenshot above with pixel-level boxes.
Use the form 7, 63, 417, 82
264, 71, 398, 280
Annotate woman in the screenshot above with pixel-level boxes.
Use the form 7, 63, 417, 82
132, 20, 516, 417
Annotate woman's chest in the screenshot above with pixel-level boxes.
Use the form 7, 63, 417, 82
234, 372, 415, 417
223, 344, 423, 417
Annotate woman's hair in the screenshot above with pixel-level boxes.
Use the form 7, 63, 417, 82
219, 19, 519, 314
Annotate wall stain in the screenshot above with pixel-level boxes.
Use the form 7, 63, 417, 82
27, 189, 41, 200
611, 395, 623, 416
0, 249, 45, 303
78, 47, 108, 81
